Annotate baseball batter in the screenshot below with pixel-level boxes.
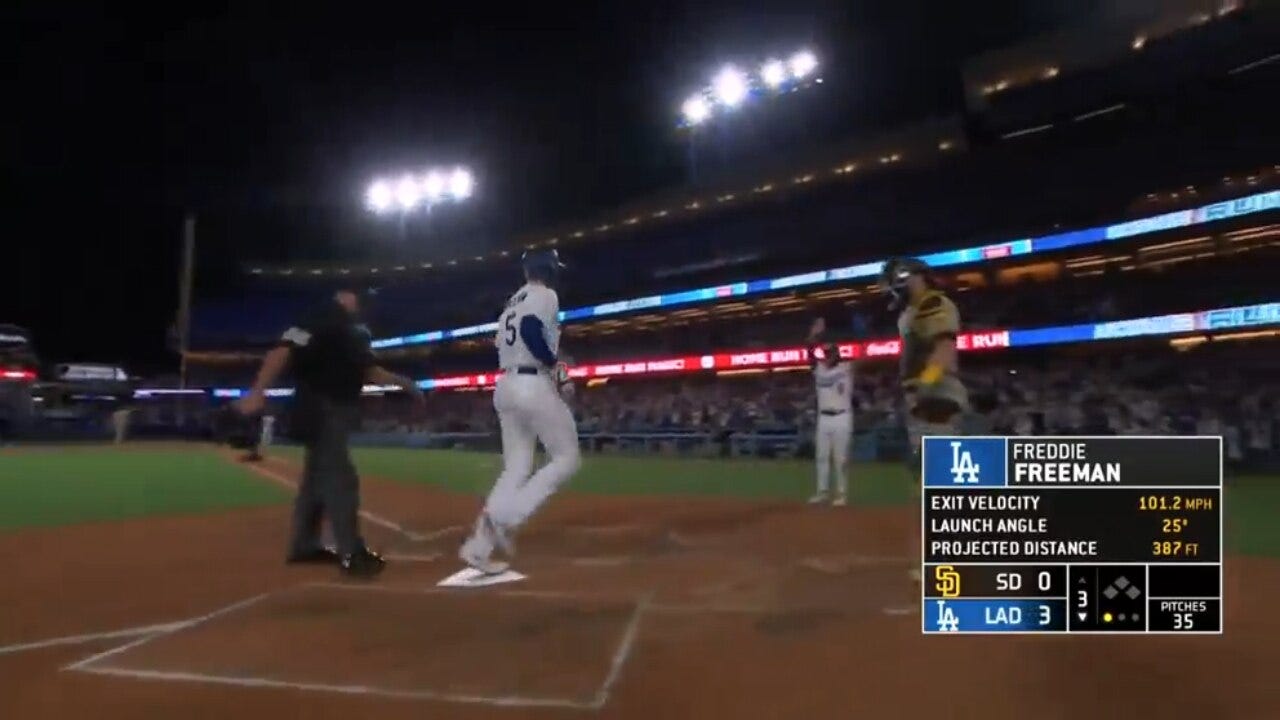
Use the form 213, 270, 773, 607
459, 249, 582, 574
806, 318, 853, 506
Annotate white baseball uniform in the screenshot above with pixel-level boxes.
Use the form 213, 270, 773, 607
813, 360, 853, 498
259, 415, 275, 450
111, 408, 131, 445
467, 281, 581, 558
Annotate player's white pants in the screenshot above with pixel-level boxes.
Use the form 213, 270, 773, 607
472, 373, 581, 554
815, 411, 852, 496
112, 410, 130, 445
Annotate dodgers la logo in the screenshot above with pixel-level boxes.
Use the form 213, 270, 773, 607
935, 600, 959, 632
949, 441, 981, 484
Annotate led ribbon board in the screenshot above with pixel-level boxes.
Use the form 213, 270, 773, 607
194, 300, 1279, 397
372, 191, 1279, 349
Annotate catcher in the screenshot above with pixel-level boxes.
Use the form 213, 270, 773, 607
881, 257, 968, 586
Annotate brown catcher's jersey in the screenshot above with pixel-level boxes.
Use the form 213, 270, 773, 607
897, 289, 960, 382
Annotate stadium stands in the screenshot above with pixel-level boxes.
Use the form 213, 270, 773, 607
79, 7, 1280, 470
190, 82, 1279, 349
345, 339, 1279, 470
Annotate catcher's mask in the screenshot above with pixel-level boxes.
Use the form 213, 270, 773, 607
879, 257, 932, 311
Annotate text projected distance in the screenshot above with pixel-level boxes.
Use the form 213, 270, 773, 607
921, 437, 1222, 635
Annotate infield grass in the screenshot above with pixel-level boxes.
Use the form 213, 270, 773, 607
272, 445, 910, 503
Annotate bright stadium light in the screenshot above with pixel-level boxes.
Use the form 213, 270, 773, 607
789, 50, 818, 79
712, 65, 749, 107
682, 94, 711, 125
677, 48, 822, 127
365, 165, 475, 218
761, 59, 787, 88
366, 180, 393, 213
394, 175, 421, 210
448, 167, 474, 199
423, 171, 446, 201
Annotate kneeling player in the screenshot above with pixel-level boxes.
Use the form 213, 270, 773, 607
881, 258, 968, 584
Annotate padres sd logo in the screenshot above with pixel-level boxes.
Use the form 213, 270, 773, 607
934, 565, 961, 598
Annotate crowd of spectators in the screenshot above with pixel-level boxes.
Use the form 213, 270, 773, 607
108, 247, 1280, 470
355, 341, 1278, 468
549, 251, 1275, 363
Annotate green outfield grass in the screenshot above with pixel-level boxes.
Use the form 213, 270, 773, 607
1, 445, 1276, 558
270, 445, 911, 503
0, 447, 288, 530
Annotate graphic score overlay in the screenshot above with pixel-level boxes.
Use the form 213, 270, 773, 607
921, 437, 1222, 635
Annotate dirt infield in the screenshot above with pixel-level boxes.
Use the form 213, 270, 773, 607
1, 450, 1276, 718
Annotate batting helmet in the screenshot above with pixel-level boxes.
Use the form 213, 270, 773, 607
822, 341, 841, 365
522, 248, 565, 285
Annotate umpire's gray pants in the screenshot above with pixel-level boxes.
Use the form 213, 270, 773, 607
290, 400, 363, 556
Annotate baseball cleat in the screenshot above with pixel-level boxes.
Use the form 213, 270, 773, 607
807, 492, 829, 505
831, 495, 847, 507
483, 512, 516, 558
459, 537, 510, 576
339, 548, 386, 578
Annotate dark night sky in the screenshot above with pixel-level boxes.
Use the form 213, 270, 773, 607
4, 1, 1096, 373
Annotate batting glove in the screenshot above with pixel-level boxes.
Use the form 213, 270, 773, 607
553, 361, 570, 385
553, 361, 575, 399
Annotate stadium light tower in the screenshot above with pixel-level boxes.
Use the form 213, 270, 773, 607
676, 49, 821, 128
677, 48, 822, 183
365, 166, 474, 216
365, 165, 475, 240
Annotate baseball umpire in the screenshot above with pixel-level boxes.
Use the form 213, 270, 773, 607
236, 288, 422, 578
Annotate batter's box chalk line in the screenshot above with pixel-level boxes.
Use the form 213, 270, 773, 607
63, 583, 648, 711
237, 458, 431, 542
0, 622, 190, 657
799, 554, 913, 575
62, 592, 274, 673
882, 606, 919, 616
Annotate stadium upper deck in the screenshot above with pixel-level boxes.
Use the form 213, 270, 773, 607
187, 177, 1278, 359
188, 2, 1279, 352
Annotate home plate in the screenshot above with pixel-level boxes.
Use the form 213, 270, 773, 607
437, 567, 527, 587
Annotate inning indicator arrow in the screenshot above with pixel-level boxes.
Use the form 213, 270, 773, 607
1077, 612, 1087, 621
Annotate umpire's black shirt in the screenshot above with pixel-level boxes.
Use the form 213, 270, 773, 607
279, 300, 374, 423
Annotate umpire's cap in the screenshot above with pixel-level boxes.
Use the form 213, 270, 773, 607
522, 248, 565, 285
332, 285, 379, 325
